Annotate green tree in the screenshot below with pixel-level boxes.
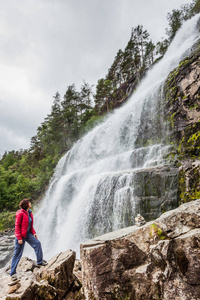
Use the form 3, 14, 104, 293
131, 25, 150, 69
166, 9, 183, 42
121, 39, 135, 82
144, 40, 155, 67
192, 0, 200, 14
95, 79, 112, 114
80, 81, 93, 107
61, 84, 80, 138
156, 39, 169, 57
107, 49, 124, 88
79, 81, 94, 124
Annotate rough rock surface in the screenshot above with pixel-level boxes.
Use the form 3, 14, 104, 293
0, 250, 82, 300
80, 199, 200, 300
164, 46, 200, 204
0, 234, 15, 268
133, 165, 178, 220
36, 251, 76, 299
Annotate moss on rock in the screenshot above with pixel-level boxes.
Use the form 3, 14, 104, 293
164, 46, 200, 204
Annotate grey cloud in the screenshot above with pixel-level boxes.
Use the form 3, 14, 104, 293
0, 0, 192, 155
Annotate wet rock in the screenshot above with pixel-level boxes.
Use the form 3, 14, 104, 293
133, 165, 178, 220
80, 199, 200, 300
164, 48, 200, 204
178, 160, 200, 204
0, 234, 15, 268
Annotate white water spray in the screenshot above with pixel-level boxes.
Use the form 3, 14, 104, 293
25, 16, 200, 259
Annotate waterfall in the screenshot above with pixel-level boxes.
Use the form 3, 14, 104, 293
26, 15, 200, 259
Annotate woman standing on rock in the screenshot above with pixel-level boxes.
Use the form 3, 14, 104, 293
10, 199, 47, 278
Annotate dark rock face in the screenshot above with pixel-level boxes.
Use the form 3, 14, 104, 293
80, 200, 200, 300
164, 50, 200, 154
164, 45, 200, 204
133, 166, 178, 220
0, 234, 15, 268
133, 43, 200, 210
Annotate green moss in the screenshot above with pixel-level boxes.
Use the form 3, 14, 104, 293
150, 223, 166, 240
165, 52, 200, 205
189, 104, 198, 109
144, 139, 153, 147
170, 112, 176, 129
178, 164, 200, 204
187, 131, 200, 144
176, 124, 200, 159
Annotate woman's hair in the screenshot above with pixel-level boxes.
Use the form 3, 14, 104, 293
19, 199, 30, 210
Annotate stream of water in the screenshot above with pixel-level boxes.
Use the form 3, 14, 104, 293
25, 15, 200, 259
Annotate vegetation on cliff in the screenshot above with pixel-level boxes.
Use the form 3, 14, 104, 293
0, 0, 199, 231
164, 41, 200, 205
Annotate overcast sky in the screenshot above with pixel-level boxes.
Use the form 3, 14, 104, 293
0, 0, 192, 156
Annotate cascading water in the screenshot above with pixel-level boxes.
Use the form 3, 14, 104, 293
26, 15, 200, 259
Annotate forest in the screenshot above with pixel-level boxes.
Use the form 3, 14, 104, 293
0, 0, 199, 231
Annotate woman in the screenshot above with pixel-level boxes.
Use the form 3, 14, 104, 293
10, 199, 47, 277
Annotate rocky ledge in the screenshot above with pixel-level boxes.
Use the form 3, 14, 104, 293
0, 250, 84, 300
0, 200, 199, 299
0, 234, 15, 269
80, 199, 200, 300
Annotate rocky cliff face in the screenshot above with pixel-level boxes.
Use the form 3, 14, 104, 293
0, 232, 15, 269
164, 43, 200, 204
133, 41, 200, 217
80, 199, 200, 300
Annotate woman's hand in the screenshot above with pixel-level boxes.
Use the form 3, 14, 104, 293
34, 234, 38, 239
18, 240, 23, 244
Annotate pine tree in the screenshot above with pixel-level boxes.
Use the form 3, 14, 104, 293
192, 0, 200, 14
166, 9, 183, 42
95, 78, 106, 114
107, 49, 124, 88
61, 84, 80, 137
156, 39, 169, 57
121, 39, 135, 82
131, 25, 150, 69
144, 40, 155, 67
95, 79, 112, 114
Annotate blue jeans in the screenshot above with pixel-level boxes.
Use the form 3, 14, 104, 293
10, 232, 43, 276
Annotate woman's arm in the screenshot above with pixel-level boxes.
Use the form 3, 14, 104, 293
15, 211, 23, 240
30, 212, 36, 236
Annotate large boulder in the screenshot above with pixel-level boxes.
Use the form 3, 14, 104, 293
0, 249, 82, 300
36, 250, 76, 298
80, 199, 200, 300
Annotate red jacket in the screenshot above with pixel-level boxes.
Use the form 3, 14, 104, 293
15, 209, 36, 240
